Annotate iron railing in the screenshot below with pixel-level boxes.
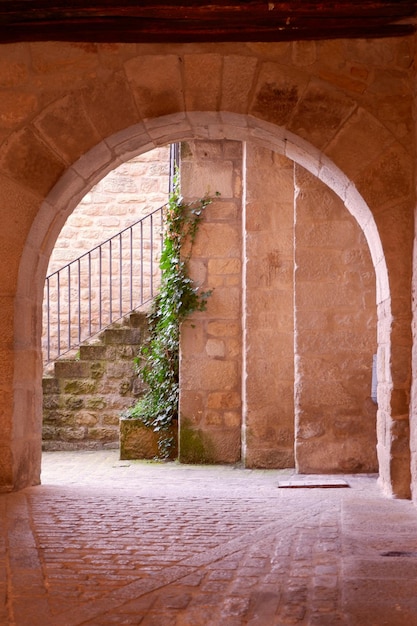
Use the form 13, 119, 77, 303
43, 205, 164, 363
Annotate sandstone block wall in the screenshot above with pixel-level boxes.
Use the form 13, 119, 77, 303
179, 140, 377, 472
43, 312, 148, 449
180, 140, 243, 463
43, 147, 169, 361
244, 145, 295, 468
294, 166, 377, 473
0, 37, 413, 496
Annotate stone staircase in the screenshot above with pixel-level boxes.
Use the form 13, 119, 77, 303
42, 311, 149, 451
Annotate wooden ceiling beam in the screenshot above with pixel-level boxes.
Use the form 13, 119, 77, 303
0, 1, 415, 44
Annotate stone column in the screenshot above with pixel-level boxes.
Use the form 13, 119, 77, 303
243, 145, 295, 468
294, 165, 377, 473
179, 140, 242, 463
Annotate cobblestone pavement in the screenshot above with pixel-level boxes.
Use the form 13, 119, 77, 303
1, 451, 417, 625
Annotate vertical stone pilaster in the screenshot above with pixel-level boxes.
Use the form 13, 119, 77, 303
407, 41, 417, 503
294, 165, 377, 474
243, 145, 295, 468
179, 140, 243, 463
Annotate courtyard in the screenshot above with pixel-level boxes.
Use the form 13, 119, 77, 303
2, 451, 417, 625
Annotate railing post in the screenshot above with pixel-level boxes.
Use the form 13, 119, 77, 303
99, 245, 103, 330
46, 277, 51, 362
88, 252, 92, 337
77, 258, 81, 345
57, 271, 61, 357
119, 232, 123, 319
129, 226, 133, 312
67, 265, 71, 353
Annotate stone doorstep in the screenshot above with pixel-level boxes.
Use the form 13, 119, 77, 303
278, 478, 350, 488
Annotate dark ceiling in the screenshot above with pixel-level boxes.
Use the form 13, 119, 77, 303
0, 1, 416, 44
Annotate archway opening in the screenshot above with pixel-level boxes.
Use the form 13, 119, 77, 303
15, 113, 390, 491
41, 146, 171, 452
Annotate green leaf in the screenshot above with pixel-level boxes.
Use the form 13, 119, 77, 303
126, 169, 218, 458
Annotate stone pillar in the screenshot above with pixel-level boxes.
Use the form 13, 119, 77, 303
0, 320, 17, 492
294, 166, 377, 473
411, 245, 417, 502
243, 145, 295, 468
179, 140, 242, 463
0, 177, 43, 492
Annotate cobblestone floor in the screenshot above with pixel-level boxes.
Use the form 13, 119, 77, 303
1, 451, 417, 625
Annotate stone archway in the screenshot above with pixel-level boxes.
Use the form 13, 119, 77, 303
14, 112, 404, 495
0, 16, 412, 500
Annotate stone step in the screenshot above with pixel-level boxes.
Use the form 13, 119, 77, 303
128, 311, 149, 329
79, 344, 107, 361
102, 327, 143, 346
43, 309, 149, 451
54, 360, 93, 379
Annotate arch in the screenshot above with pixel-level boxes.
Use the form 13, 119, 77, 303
14, 111, 402, 496
23, 113, 387, 309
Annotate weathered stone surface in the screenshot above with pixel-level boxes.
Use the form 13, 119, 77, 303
120, 419, 158, 459
356, 144, 413, 209
250, 62, 307, 126
63, 380, 97, 395
184, 54, 222, 111
81, 71, 139, 137
120, 418, 177, 460
79, 345, 107, 360
221, 55, 258, 113
125, 55, 183, 118
34, 95, 102, 164
294, 166, 377, 475
0, 127, 65, 196
181, 162, 235, 199
181, 359, 239, 392
0, 56, 29, 88
0, 92, 38, 129
103, 328, 142, 345
43, 314, 146, 450
54, 361, 92, 379
289, 79, 356, 148
30, 41, 100, 84
295, 437, 377, 474
204, 287, 240, 319
207, 391, 241, 411
326, 109, 394, 179
244, 144, 295, 468
179, 140, 242, 464
65, 396, 84, 410
245, 447, 294, 469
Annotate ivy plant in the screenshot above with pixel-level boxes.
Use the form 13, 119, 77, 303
124, 174, 215, 458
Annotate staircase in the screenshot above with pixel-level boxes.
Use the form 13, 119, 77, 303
42, 310, 149, 451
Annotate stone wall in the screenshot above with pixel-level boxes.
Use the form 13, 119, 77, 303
244, 144, 295, 468
294, 166, 377, 473
43, 312, 148, 450
179, 140, 377, 472
43, 147, 170, 360
179, 140, 243, 463
0, 37, 414, 496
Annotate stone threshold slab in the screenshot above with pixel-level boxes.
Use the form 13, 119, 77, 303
278, 478, 350, 488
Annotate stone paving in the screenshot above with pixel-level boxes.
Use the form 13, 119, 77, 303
2, 451, 417, 625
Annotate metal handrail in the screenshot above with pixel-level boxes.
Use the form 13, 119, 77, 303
43, 205, 165, 363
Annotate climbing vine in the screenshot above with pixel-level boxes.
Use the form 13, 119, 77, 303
124, 175, 215, 458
